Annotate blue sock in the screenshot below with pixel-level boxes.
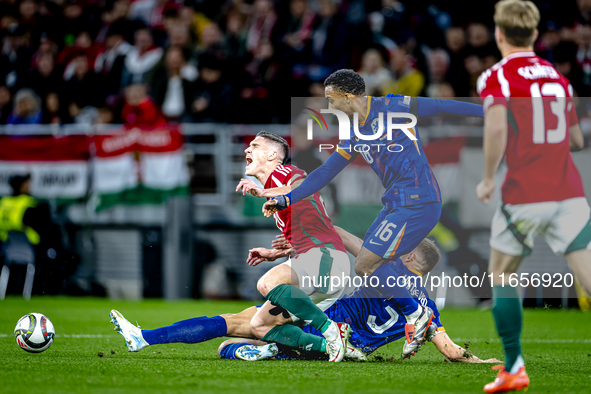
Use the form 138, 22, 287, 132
141, 316, 227, 345
370, 264, 420, 316
219, 342, 250, 360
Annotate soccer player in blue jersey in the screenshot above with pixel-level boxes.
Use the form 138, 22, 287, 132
262, 69, 483, 357
109, 227, 499, 364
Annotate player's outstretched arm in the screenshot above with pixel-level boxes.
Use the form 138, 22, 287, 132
431, 331, 501, 364
476, 104, 508, 204
569, 124, 584, 152
409, 96, 484, 118
262, 152, 351, 217
333, 226, 363, 257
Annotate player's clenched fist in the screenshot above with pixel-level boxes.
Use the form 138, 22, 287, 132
476, 179, 495, 205
236, 178, 264, 197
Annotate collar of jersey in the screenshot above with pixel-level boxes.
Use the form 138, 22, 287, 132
501, 51, 536, 64
409, 268, 423, 277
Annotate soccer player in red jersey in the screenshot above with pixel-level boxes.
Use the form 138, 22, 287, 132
476, 1, 591, 392
236, 131, 355, 362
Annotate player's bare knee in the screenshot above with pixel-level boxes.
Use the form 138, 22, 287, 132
256, 277, 276, 297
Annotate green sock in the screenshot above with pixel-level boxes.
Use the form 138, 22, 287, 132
261, 324, 326, 353
266, 284, 330, 332
492, 285, 523, 371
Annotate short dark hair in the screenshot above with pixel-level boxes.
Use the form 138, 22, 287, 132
324, 69, 366, 96
256, 131, 290, 165
416, 238, 440, 273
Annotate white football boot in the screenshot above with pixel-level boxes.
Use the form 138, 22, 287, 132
322, 321, 350, 362
344, 340, 367, 362
401, 305, 434, 359
235, 343, 279, 361
110, 309, 149, 352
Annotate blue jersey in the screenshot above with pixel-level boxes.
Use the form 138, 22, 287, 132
288, 96, 482, 209
336, 95, 441, 208
304, 259, 444, 355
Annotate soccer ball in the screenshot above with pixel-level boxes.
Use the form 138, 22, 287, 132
14, 313, 55, 353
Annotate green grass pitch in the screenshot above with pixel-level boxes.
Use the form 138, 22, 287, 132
1, 297, 590, 394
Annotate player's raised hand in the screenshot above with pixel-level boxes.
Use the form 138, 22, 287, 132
246, 248, 276, 266
476, 179, 495, 204
236, 178, 264, 197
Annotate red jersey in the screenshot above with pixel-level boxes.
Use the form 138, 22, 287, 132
264, 164, 346, 255
477, 51, 585, 204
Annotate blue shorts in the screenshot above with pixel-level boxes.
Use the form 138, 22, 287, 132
362, 202, 442, 260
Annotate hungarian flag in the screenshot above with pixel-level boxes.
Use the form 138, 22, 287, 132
92, 126, 190, 211
0, 135, 90, 202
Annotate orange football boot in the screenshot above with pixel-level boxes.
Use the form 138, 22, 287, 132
483, 365, 529, 393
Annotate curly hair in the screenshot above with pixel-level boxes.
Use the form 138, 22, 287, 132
324, 69, 366, 96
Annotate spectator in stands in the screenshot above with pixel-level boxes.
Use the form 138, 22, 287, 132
445, 26, 471, 97
307, 0, 347, 81
358, 48, 391, 96
0, 26, 32, 90
382, 46, 425, 97
426, 48, 450, 95
554, 42, 586, 96
42, 92, 72, 125
272, 0, 314, 64
7, 89, 42, 125
121, 84, 166, 128
191, 53, 235, 123
30, 33, 58, 70
0, 85, 12, 124
225, 11, 249, 61
63, 55, 104, 119
21, 54, 61, 103
576, 24, 591, 90
151, 46, 197, 122
94, 22, 132, 106
246, 0, 277, 54
121, 27, 163, 87
194, 23, 226, 60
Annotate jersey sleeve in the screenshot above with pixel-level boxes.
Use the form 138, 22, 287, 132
270, 165, 307, 187
426, 298, 445, 332
477, 67, 509, 112
336, 135, 359, 162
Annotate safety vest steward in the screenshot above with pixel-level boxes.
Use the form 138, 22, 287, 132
0, 195, 40, 245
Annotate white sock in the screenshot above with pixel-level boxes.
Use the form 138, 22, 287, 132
322, 320, 337, 341
405, 304, 423, 323
509, 355, 524, 374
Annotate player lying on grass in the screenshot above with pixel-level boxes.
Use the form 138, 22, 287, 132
262, 69, 485, 358
109, 227, 500, 364
233, 131, 356, 362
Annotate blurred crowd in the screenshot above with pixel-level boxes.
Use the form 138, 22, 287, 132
1, 0, 590, 126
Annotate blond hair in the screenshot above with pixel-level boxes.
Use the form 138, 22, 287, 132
494, 0, 540, 47
415, 238, 440, 273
